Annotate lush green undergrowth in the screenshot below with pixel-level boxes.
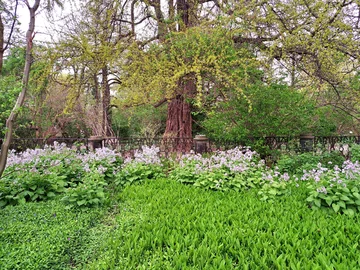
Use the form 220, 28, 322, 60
2, 144, 360, 268
1, 179, 360, 269
0, 199, 109, 269
87, 179, 360, 269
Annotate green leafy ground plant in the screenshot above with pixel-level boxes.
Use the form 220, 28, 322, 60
115, 146, 164, 187
170, 147, 291, 201
0, 143, 122, 208
85, 179, 360, 269
0, 200, 109, 270
304, 161, 360, 216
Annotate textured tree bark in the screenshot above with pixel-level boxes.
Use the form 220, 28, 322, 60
164, 95, 192, 138
163, 0, 196, 144
164, 77, 195, 151
0, 0, 40, 178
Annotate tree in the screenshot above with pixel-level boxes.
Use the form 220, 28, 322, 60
225, 0, 360, 120
0, 0, 63, 178
120, 27, 259, 141
48, 0, 133, 137
0, 0, 20, 73
119, 0, 360, 139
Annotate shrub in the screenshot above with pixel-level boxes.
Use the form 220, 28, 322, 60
305, 161, 360, 216
61, 172, 108, 209
115, 146, 164, 187
0, 143, 122, 208
170, 147, 292, 201
276, 151, 345, 175
0, 172, 67, 207
350, 143, 360, 162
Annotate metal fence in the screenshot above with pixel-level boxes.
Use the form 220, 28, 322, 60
1, 135, 359, 158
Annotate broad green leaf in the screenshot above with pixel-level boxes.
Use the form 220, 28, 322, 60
314, 199, 321, 208
338, 201, 346, 208
343, 208, 355, 216
77, 200, 86, 206
340, 195, 350, 201
332, 204, 340, 213
325, 197, 333, 206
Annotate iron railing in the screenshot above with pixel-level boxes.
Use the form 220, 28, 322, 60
1, 136, 360, 158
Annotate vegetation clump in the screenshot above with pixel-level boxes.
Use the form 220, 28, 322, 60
1, 144, 360, 268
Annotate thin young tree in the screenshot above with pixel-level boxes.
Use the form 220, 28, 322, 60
0, 0, 63, 178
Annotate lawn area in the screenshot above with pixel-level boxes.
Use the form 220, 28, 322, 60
2, 178, 360, 269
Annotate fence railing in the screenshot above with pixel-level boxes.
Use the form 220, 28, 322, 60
1, 135, 360, 158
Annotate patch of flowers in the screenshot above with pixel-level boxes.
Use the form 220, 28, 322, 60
0, 142, 123, 208
3, 142, 360, 216
115, 145, 164, 187
170, 147, 292, 200
305, 160, 360, 216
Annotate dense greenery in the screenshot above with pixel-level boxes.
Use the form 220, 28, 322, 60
0, 143, 123, 208
87, 179, 360, 269
1, 144, 360, 267
202, 83, 341, 140
2, 0, 360, 267
0, 200, 108, 270
2, 176, 360, 269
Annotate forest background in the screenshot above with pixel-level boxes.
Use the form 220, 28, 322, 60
1, 0, 360, 144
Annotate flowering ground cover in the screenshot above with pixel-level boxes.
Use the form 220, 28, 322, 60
1, 144, 360, 268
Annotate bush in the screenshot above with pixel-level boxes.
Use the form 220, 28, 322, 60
0, 172, 67, 207
0, 143, 122, 208
61, 172, 108, 209
304, 161, 360, 216
115, 146, 164, 187
170, 147, 292, 201
276, 151, 345, 175
350, 143, 360, 162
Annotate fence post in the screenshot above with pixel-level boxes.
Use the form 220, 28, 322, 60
88, 136, 103, 151
299, 134, 314, 152
194, 135, 209, 154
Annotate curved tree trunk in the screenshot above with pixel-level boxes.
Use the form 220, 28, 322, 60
0, 0, 40, 178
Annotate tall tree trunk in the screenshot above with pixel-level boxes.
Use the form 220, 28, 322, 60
163, 0, 196, 142
0, 0, 40, 178
164, 95, 192, 138
164, 77, 195, 151
102, 66, 113, 136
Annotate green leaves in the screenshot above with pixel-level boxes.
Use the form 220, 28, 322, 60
0, 199, 106, 269
61, 173, 108, 209
115, 163, 164, 188
121, 27, 258, 109
86, 179, 360, 269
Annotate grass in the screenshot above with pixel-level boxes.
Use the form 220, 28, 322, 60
1, 179, 360, 269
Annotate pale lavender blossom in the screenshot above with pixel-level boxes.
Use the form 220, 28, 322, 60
124, 145, 162, 166
317, 186, 327, 194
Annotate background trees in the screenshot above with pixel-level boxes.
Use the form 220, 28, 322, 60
0, 0, 63, 177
